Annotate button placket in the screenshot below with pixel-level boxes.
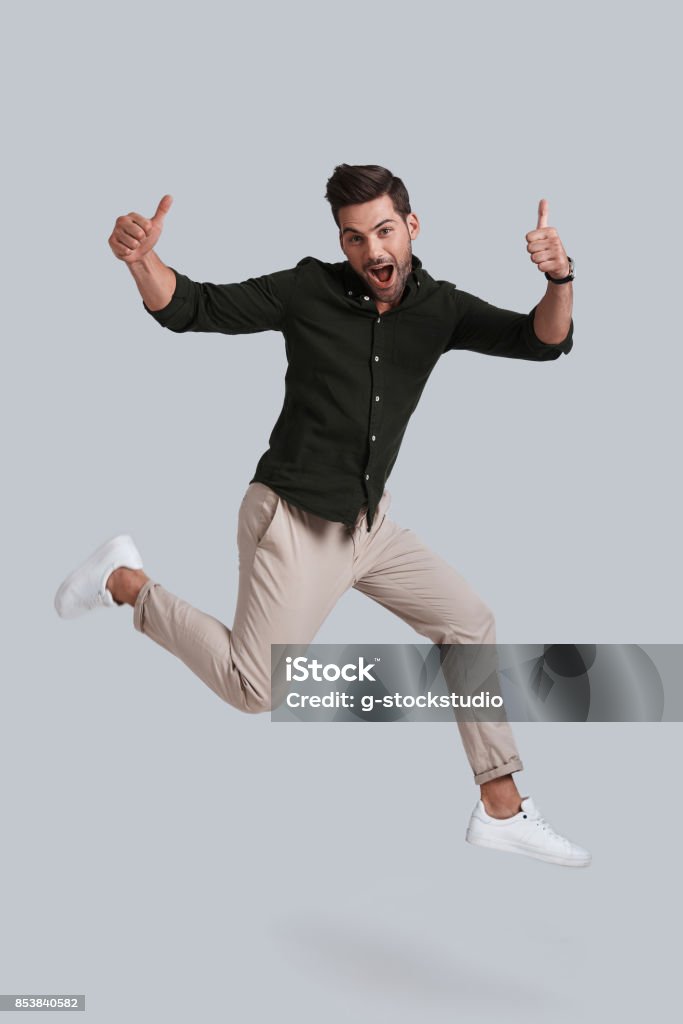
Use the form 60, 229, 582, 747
365, 312, 385, 487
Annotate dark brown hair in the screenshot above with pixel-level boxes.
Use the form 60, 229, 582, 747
324, 164, 411, 228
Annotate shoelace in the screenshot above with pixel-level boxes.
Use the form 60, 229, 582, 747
532, 809, 570, 846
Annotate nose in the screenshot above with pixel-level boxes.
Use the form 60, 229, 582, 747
367, 249, 388, 267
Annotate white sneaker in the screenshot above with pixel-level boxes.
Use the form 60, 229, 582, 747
465, 795, 592, 868
54, 534, 144, 619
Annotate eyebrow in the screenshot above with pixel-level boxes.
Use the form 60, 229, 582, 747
341, 218, 396, 236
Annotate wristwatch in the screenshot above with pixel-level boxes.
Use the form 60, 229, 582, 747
545, 256, 574, 284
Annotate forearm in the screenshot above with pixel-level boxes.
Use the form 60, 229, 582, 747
128, 250, 177, 311
533, 280, 573, 344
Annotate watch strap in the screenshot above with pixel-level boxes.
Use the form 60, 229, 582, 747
545, 256, 574, 284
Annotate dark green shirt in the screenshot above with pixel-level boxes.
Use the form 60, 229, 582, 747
143, 253, 573, 530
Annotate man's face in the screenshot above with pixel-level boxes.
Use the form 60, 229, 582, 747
338, 194, 420, 307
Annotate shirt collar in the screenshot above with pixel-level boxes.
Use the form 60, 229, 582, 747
342, 253, 424, 299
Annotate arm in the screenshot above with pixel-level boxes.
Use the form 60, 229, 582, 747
525, 197, 573, 344
533, 278, 573, 344
445, 288, 573, 361
109, 194, 176, 309
446, 196, 575, 360
128, 250, 177, 311
108, 194, 299, 335
140, 263, 300, 335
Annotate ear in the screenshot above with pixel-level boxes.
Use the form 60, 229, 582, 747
407, 212, 420, 241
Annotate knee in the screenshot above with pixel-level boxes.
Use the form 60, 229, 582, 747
239, 675, 292, 715
443, 600, 496, 645
239, 688, 272, 714
230, 664, 273, 714
227, 647, 290, 713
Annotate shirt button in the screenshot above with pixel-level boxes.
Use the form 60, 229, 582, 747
363, 295, 370, 301
348, 290, 353, 296
371, 434, 376, 441
376, 317, 381, 323
374, 355, 379, 361
375, 395, 380, 401
365, 473, 370, 480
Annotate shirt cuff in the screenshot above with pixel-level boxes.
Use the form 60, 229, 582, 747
142, 268, 192, 326
525, 304, 574, 358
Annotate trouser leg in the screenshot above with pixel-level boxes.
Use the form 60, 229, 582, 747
351, 495, 523, 784
133, 483, 355, 714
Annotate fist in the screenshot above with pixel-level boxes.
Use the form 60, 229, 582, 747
525, 198, 570, 279
108, 194, 173, 263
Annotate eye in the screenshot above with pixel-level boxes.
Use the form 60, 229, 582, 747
348, 227, 393, 244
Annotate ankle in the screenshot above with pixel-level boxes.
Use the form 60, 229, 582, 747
106, 567, 149, 606
480, 774, 522, 818
482, 798, 522, 819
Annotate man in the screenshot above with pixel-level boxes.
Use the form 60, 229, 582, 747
55, 164, 590, 868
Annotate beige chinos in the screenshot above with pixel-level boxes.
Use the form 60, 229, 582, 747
133, 482, 524, 785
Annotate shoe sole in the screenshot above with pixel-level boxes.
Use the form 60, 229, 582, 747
466, 829, 592, 868
54, 533, 142, 618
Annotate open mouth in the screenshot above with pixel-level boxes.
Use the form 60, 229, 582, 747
368, 264, 394, 288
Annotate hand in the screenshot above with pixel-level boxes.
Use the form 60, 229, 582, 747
108, 194, 173, 263
525, 199, 570, 279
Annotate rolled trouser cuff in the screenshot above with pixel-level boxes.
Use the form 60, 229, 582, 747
473, 755, 525, 786
133, 578, 161, 634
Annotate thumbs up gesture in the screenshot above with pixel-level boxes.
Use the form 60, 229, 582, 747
108, 194, 173, 263
525, 199, 570, 280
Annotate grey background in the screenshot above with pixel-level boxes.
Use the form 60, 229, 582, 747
2, 0, 681, 1021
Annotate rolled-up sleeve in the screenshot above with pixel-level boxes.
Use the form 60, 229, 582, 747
445, 289, 573, 361
142, 264, 300, 335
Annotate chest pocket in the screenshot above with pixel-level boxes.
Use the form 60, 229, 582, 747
389, 314, 447, 373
